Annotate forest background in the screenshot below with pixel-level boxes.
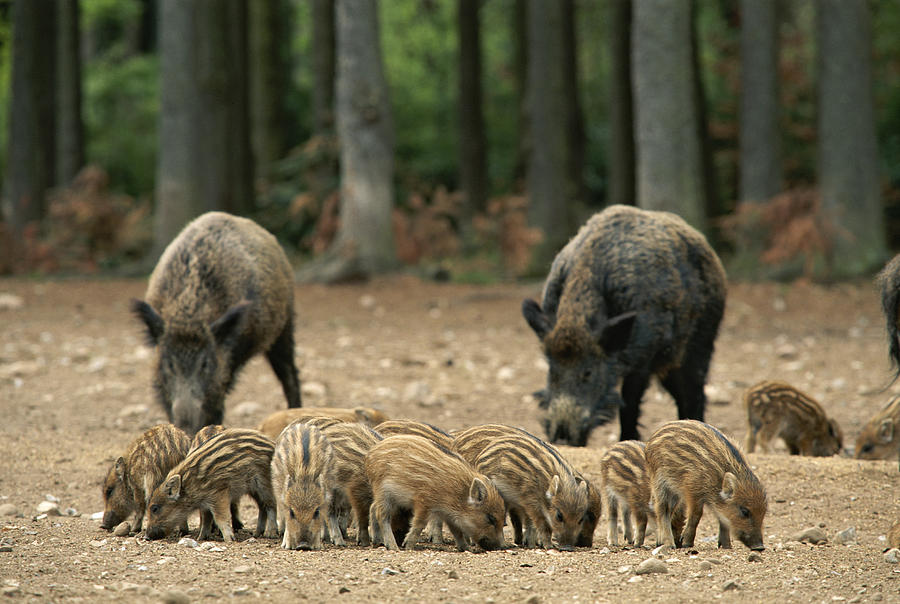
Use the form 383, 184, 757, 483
1, 0, 899, 283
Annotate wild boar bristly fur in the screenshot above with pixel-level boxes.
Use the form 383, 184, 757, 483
877, 254, 900, 380
374, 419, 454, 449
522, 205, 726, 445
855, 395, 900, 460
144, 428, 277, 542
132, 212, 301, 435
189, 424, 243, 532
646, 420, 767, 551
101, 424, 190, 533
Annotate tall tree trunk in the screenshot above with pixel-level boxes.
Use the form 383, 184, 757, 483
607, 0, 634, 207
300, 0, 395, 282
817, 0, 885, 277
249, 0, 289, 185
3, 0, 56, 259
526, 0, 571, 267
691, 0, 719, 225
457, 0, 487, 227
739, 0, 780, 203
561, 0, 585, 207
632, 0, 706, 232
56, 0, 84, 187
312, 0, 336, 137
512, 0, 528, 189
153, 0, 253, 260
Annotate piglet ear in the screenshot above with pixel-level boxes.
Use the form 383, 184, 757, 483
211, 301, 251, 344
877, 419, 894, 444
522, 299, 552, 340
720, 472, 737, 501
469, 477, 488, 506
131, 299, 164, 345
598, 311, 636, 354
164, 474, 182, 501
545, 475, 561, 501
114, 457, 126, 481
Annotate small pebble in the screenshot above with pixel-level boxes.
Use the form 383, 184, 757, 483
382, 567, 400, 576
160, 589, 190, 604
699, 561, 713, 571
790, 527, 827, 545
178, 537, 200, 549
723, 580, 741, 591
525, 596, 541, 604
1, 586, 21, 597
0, 504, 18, 517
0, 546, 12, 553
884, 548, 900, 564
627, 576, 643, 583
36, 501, 60, 515
113, 522, 131, 537
748, 552, 762, 562
233, 565, 252, 574
339, 586, 351, 594
63, 508, 78, 517
834, 526, 857, 545
448, 570, 459, 580
635, 558, 668, 575
232, 586, 251, 596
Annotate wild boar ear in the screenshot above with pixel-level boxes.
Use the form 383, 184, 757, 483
720, 472, 737, 501
469, 478, 489, 506
164, 474, 182, 501
211, 301, 251, 344
533, 388, 550, 410
131, 299, 164, 345
355, 408, 373, 422
114, 457, 126, 481
877, 420, 894, 444
598, 311, 637, 354
522, 299, 552, 340
545, 475, 561, 501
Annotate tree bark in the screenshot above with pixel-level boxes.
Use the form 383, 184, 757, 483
3, 0, 56, 254
526, 0, 571, 267
299, 0, 396, 282
153, 0, 253, 260
457, 0, 487, 224
607, 0, 634, 207
739, 0, 780, 203
632, 0, 706, 232
817, 0, 886, 277
56, 0, 84, 187
512, 0, 528, 189
312, 0, 336, 137
249, 0, 289, 184
561, 0, 585, 206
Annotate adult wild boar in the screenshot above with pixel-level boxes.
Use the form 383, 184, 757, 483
132, 212, 301, 434
522, 205, 726, 445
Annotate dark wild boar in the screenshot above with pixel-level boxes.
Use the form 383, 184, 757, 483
132, 212, 300, 435
522, 205, 726, 444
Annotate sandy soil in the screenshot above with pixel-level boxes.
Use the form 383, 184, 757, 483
0, 276, 898, 603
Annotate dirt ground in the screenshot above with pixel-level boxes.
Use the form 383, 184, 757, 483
1, 275, 899, 603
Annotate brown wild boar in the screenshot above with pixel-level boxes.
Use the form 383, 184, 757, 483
101, 424, 190, 534
452, 423, 601, 547
321, 422, 384, 546
373, 419, 454, 449
144, 428, 277, 542
190, 424, 242, 531
743, 381, 843, 457
646, 420, 767, 551
132, 212, 301, 435
855, 396, 900, 460
600, 440, 684, 547
472, 433, 591, 550
365, 435, 505, 551
257, 406, 388, 440
522, 205, 726, 445
271, 423, 340, 550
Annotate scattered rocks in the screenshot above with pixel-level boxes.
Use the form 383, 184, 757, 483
0, 546, 12, 553
160, 589, 190, 604
233, 565, 252, 574
63, 507, 78, 517
339, 586, 351, 594
699, 561, 713, 571
1, 585, 21, 597
113, 521, 131, 537
790, 527, 828, 545
884, 548, 900, 564
833, 526, 857, 545
447, 570, 459, 580
36, 501, 60, 516
178, 537, 199, 549
627, 576, 643, 583
722, 580, 741, 591
381, 567, 401, 576
651, 544, 669, 556
525, 595, 541, 604
232, 586, 252, 596
748, 552, 763, 562
635, 558, 668, 575
0, 504, 19, 517
89, 539, 108, 548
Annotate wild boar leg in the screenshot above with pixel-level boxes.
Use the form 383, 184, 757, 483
446, 521, 469, 552
661, 364, 708, 423
352, 493, 372, 546
620, 373, 651, 441
717, 520, 732, 549
425, 517, 444, 543
210, 494, 235, 542
509, 508, 525, 545
633, 509, 648, 547
327, 509, 346, 546
679, 502, 703, 549
606, 498, 619, 546
621, 501, 633, 544
374, 502, 399, 550
401, 505, 428, 549
198, 509, 214, 541
266, 319, 301, 408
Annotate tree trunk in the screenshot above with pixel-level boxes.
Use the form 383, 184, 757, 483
817, 0, 886, 277
561, 0, 585, 207
56, 0, 84, 187
739, 0, 780, 203
3, 0, 56, 256
607, 0, 634, 207
526, 0, 571, 267
312, 0, 336, 137
249, 0, 289, 185
632, 0, 706, 232
457, 0, 487, 226
153, 0, 253, 260
299, 0, 395, 282
512, 0, 528, 189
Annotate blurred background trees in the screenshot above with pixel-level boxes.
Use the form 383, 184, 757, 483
0, 0, 898, 281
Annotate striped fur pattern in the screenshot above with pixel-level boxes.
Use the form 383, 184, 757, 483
646, 420, 767, 551
321, 422, 384, 546
452, 423, 601, 547
144, 428, 277, 542
101, 424, 190, 533
472, 432, 590, 549
189, 424, 243, 532
744, 381, 843, 456
855, 396, 900, 460
374, 419, 454, 449
365, 435, 505, 551
271, 423, 339, 550
257, 406, 389, 440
